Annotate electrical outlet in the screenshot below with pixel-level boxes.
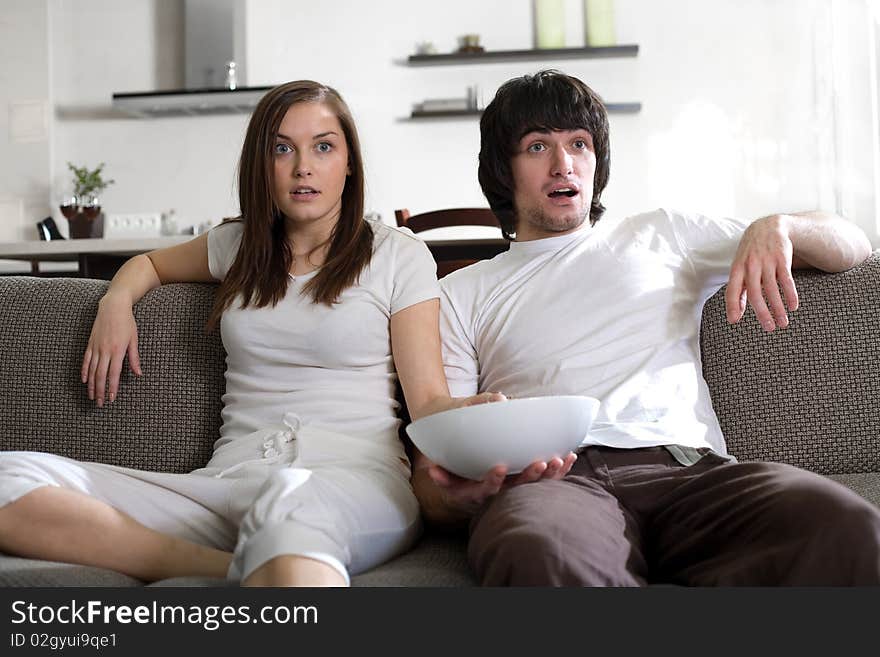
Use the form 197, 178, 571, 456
104, 213, 162, 239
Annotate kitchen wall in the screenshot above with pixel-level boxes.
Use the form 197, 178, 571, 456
1, 0, 878, 255
0, 0, 51, 242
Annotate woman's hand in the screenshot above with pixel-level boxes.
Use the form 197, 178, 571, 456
81, 293, 143, 407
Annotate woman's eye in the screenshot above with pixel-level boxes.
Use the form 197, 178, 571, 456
274, 143, 292, 155
527, 143, 546, 153
316, 142, 332, 153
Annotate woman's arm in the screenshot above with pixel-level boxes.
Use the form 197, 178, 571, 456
391, 298, 575, 529
82, 234, 214, 406
391, 298, 504, 529
389, 298, 454, 421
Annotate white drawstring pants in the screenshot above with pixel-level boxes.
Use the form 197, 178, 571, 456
0, 414, 420, 584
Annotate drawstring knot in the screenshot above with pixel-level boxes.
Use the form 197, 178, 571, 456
215, 413, 306, 478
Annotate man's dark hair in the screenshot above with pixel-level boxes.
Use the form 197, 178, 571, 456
478, 69, 610, 240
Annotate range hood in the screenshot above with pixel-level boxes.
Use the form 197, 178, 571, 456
112, 0, 269, 118
112, 86, 271, 118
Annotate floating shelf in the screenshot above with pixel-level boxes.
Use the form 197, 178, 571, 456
408, 103, 642, 120
407, 45, 639, 66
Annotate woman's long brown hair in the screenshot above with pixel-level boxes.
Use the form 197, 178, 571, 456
206, 80, 372, 331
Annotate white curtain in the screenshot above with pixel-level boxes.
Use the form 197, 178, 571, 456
827, 0, 880, 244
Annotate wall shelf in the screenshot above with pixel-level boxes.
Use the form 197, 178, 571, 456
408, 103, 642, 120
407, 45, 639, 66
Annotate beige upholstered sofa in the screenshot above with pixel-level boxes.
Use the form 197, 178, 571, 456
1, 255, 878, 586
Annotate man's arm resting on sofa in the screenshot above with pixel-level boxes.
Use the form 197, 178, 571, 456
725, 211, 873, 331
782, 211, 872, 272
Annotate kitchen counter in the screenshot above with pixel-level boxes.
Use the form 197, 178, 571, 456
0, 235, 509, 279
0, 237, 193, 277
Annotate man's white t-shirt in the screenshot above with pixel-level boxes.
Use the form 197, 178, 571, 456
207, 219, 439, 451
440, 208, 750, 454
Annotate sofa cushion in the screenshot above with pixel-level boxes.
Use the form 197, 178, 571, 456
0, 534, 475, 587
700, 255, 880, 474
0, 555, 140, 586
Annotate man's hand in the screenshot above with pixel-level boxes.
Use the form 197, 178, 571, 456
425, 453, 578, 519
725, 214, 798, 332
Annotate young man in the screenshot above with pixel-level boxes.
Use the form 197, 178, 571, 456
412, 69, 880, 586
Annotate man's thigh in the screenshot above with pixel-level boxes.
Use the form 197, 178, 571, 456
468, 473, 647, 586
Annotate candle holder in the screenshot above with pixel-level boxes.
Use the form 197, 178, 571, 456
534, 0, 565, 49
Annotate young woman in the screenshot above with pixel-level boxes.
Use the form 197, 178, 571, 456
0, 80, 495, 586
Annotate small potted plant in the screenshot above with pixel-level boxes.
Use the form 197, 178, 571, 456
60, 162, 115, 238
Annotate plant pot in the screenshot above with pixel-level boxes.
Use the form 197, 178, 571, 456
67, 211, 104, 239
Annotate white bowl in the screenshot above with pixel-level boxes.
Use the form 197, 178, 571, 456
406, 395, 600, 481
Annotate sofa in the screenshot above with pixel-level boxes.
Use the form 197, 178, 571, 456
1, 255, 879, 586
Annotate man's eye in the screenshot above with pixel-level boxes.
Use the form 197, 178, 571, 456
274, 143, 292, 155
317, 142, 332, 153
573, 140, 586, 149
527, 143, 546, 153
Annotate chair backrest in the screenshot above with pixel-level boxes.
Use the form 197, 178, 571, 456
394, 207, 498, 232
395, 208, 502, 277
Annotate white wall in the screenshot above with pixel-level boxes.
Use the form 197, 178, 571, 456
1, 0, 877, 249
0, 0, 51, 242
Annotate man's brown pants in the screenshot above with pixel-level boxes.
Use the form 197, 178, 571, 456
468, 446, 880, 586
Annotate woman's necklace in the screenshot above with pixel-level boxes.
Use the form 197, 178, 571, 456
290, 249, 322, 280
289, 235, 330, 280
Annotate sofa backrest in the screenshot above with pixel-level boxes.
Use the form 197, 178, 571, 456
1, 254, 878, 476
0, 278, 224, 473
700, 253, 880, 474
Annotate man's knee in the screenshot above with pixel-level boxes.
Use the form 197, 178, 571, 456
467, 482, 643, 586
758, 464, 880, 583
762, 465, 879, 535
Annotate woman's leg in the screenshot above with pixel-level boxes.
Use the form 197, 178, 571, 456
0, 486, 231, 581
243, 555, 346, 587
231, 456, 420, 587
0, 451, 237, 581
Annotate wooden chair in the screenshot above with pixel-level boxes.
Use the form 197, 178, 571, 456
394, 207, 504, 277
394, 207, 498, 232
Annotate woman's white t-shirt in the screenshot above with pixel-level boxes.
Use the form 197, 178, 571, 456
207, 219, 439, 451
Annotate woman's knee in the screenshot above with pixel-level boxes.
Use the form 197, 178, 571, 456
243, 554, 347, 587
